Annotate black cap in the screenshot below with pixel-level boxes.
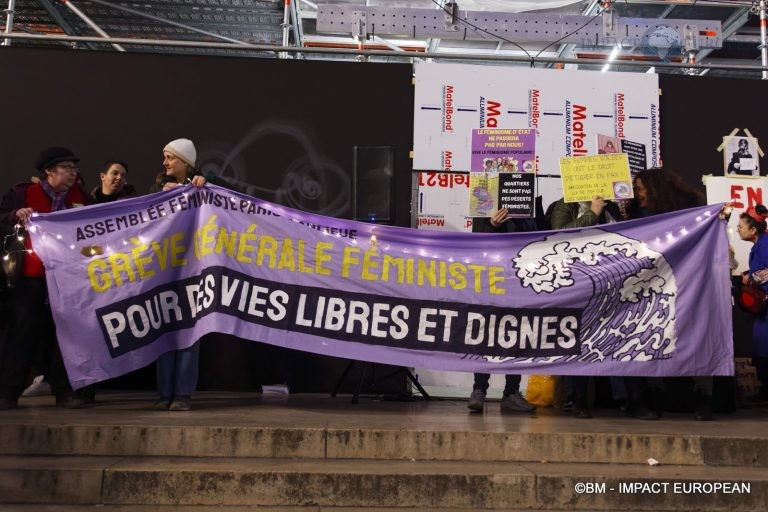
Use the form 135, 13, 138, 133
35, 146, 79, 172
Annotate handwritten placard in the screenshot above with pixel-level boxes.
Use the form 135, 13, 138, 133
560, 153, 633, 203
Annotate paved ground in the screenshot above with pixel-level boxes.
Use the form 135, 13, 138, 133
1, 391, 766, 438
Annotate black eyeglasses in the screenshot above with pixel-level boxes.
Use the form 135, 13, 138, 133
56, 164, 79, 173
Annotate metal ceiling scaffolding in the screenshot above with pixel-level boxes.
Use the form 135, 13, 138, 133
2, 0, 767, 78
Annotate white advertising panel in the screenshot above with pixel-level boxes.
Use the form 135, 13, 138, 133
416, 171, 473, 232
413, 62, 660, 174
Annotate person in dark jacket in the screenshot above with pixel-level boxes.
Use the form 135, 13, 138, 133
91, 160, 136, 203
0, 147, 92, 410
737, 205, 768, 399
549, 196, 628, 419
75, 160, 138, 404
466, 208, 537, 414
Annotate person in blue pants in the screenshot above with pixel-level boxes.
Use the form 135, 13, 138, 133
150, 138, 208, 411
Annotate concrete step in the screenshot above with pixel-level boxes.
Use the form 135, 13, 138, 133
1, 456, 766, 510
0, 507, 680, 512
0, 508, 698, 512
2, 421, 767, 466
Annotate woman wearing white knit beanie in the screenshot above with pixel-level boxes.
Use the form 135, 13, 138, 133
152, 138, 206, 411
149, 138, 208, 193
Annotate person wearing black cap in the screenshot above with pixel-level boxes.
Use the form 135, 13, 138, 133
0, 146, 91, 410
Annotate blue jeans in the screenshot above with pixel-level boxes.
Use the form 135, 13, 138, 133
156, 342, 200, 400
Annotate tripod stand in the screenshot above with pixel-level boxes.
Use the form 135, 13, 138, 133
331, 360, 431, 404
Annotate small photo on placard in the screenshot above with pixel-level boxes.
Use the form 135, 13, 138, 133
597, 134, 621, 155
613, 181, 633, 199
469, 172, 499, 217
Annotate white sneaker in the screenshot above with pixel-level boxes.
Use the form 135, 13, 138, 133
22, 375, 52, 397
262, 384, 290, 396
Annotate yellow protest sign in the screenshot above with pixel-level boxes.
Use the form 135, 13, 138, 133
559, 153, 633, 203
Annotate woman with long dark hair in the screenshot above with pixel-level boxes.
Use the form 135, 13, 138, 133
629, 168, 704, 218
627, 168, 711, 419
737, 204, 768, 399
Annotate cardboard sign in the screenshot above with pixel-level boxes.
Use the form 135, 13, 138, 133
468, 172, 535, 217
704, 175, 768, 273
560, 153, 633, 203
620, 139, 648, 178
471, 128, 536, 173
499, 173, 536, 217
723, 135, 760, 177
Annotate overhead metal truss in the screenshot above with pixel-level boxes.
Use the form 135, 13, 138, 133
316, 4, 723, 49
5, 30, 768, 71
2, 0, 767, 78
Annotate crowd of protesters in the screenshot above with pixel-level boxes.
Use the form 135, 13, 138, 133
0, 145, 761, 421
0, 140, 210, 411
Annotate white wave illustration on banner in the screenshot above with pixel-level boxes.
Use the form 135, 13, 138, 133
487, 228, 676, 365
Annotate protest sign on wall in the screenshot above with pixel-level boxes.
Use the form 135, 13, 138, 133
704, 175, 768, 273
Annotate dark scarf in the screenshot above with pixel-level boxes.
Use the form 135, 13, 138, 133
38, 179, 67, 212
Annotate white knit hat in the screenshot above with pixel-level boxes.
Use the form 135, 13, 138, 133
163, 138, 196, 167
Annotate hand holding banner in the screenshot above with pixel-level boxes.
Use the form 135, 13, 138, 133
27, 185, 732, 388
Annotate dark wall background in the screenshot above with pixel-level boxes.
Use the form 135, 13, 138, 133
658, 73, 768, 187
0, 47, 413, 223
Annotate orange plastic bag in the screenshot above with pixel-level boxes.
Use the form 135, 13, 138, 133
525, 375, 555, 407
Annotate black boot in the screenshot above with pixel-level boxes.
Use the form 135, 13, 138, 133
626, 399, 659, 420
573, 397, 592, 419
647, 387, 665, 418
694, 391, 714, 421
55, 392, 84, 409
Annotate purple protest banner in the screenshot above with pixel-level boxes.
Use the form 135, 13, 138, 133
28, 185, 733, 389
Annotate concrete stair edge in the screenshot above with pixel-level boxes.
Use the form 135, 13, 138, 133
0, 456, 766, 510
2, 423, 768, 466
